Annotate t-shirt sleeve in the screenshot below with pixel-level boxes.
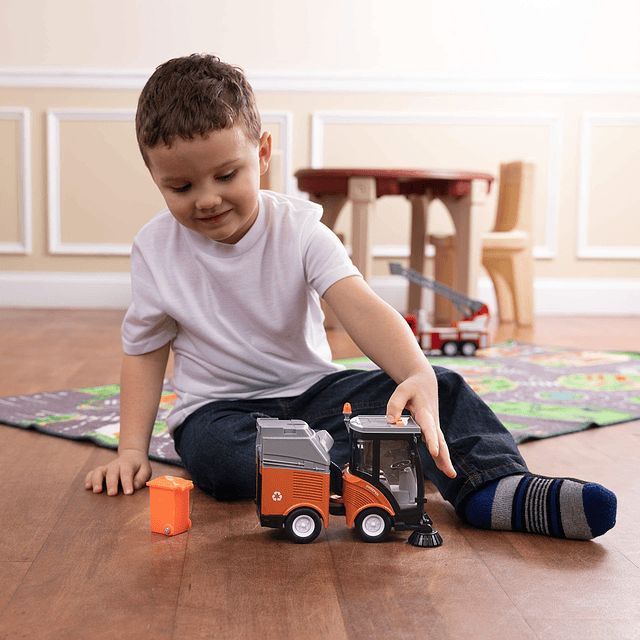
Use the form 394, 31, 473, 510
303, 221, 362, 297
121, 241, 177, 355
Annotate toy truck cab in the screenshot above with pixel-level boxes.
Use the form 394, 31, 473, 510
343, 417, 425, 533
342, 414, 440, 545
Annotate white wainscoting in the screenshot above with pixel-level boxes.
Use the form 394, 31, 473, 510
577, 113, 640, 260
45, 108, 294, 257
0, 107, 32, 255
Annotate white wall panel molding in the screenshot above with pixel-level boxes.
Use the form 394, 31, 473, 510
47, 108, 137, 256
47, 108, 292, 256
311, 111, 562, 260
0, 108, 32, 255
259, 110, 294, 194
578, 113, 640, 260
0, 68, 150, 90
3, 67, 640, 95
2, 271, 638, 315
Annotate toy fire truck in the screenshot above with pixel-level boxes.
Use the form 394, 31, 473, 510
255, 404, 442, 547
390, 262, 490, 356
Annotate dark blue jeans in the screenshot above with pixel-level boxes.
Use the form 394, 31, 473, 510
173, 368, 528, 520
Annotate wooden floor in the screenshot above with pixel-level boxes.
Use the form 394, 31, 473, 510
1, 309, 639, 640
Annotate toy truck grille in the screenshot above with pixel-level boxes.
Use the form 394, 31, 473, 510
292, 471, 324, 500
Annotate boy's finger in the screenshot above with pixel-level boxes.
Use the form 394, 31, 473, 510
133, 464, 151, 491
385, 387, 408, 423
119, 468, 136, 496
86, 467, 105, 493
105, 466, 123, 496
434, 435, 456, 478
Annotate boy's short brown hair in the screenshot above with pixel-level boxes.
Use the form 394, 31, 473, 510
136, 53, 261, 163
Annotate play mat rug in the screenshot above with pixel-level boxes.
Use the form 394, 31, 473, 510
1, 342, 639, 467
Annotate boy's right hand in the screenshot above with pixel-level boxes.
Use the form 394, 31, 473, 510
85, 448, 152, 496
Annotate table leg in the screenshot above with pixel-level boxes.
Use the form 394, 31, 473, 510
407, 193, 434, 315
347, 176, 377, 281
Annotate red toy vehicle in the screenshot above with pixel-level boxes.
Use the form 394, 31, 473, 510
256, 405, 442, 547
390, 263, 490, 356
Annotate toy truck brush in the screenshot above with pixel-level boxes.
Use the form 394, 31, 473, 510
255, 404, 442, 547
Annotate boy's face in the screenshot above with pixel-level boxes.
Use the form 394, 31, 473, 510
146, 126, 271, 244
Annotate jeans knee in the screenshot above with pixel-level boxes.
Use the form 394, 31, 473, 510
184, 447, 256, 500
175, 409, 258, 500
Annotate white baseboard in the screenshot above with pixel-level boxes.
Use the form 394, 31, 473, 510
375, 276, 640, 316
1, 271, 639, 315
0, 272, 132, 308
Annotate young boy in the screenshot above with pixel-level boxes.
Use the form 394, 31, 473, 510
85, 54, 616, 540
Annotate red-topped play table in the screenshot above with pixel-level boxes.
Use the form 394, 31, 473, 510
295, 168, 494, 314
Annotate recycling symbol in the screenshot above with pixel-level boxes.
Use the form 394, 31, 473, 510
272, 491, 283, 502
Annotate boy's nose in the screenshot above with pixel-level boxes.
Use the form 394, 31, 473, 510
196, 186, 223, 211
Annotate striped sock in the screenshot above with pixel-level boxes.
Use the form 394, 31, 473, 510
464, 474, 617, 540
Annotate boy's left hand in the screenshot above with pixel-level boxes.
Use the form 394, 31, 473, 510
385, 374, 457, 479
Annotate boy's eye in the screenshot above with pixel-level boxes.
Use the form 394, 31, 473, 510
217, 171, 236, 182
172, 184, 191, 193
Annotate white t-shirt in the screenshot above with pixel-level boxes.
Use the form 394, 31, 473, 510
122, 190, 361, 432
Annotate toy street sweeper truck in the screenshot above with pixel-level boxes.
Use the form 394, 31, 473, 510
256, 405, 442, 547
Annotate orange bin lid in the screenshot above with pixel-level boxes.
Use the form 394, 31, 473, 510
146, 475, 194, 492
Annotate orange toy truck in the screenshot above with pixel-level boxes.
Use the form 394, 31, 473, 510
256, 405, 442, 547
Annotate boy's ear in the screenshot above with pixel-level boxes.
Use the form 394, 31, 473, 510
258, 131, 272, 175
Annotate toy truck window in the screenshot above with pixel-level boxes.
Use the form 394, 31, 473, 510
380, 439, 417, 506
354, 439, 374, 476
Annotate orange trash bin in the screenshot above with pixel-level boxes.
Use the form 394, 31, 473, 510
147, 475, 194, 536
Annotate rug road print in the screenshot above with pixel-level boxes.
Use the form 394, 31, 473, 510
0, 385, 182, 464
1, 343, 639, 466
339, 342, 640, 443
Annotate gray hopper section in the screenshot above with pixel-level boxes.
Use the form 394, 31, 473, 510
256, 418, 333, 473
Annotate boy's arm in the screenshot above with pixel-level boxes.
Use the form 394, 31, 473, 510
323, 275, 456, 479
85, 342, 170, 496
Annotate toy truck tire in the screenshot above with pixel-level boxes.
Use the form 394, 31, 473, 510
461, 341, 477, 356
354, 508, 392, 543
285, 508, 323, 544
442, 341, 458, 356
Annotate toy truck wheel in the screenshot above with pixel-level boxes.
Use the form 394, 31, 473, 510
461, 341, 477, 356
354, 508, 392, 543
285, 508, 323, 544
442, 341, 459, 356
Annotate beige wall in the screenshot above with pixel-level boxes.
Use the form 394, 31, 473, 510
1, 0, 639, 311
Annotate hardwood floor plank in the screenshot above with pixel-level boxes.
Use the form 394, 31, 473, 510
525, 618, 640, 640
0, 447, 191, 640
172, 496, 351, 640
0, 309, 125, 396
322, 486, 537, 640
0, 426, 95, 562
0, 563, 30, 617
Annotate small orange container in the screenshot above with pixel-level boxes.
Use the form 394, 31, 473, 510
146, 475, 194, 536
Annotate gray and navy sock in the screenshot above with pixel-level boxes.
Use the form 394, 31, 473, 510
464, 474, 617, 540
